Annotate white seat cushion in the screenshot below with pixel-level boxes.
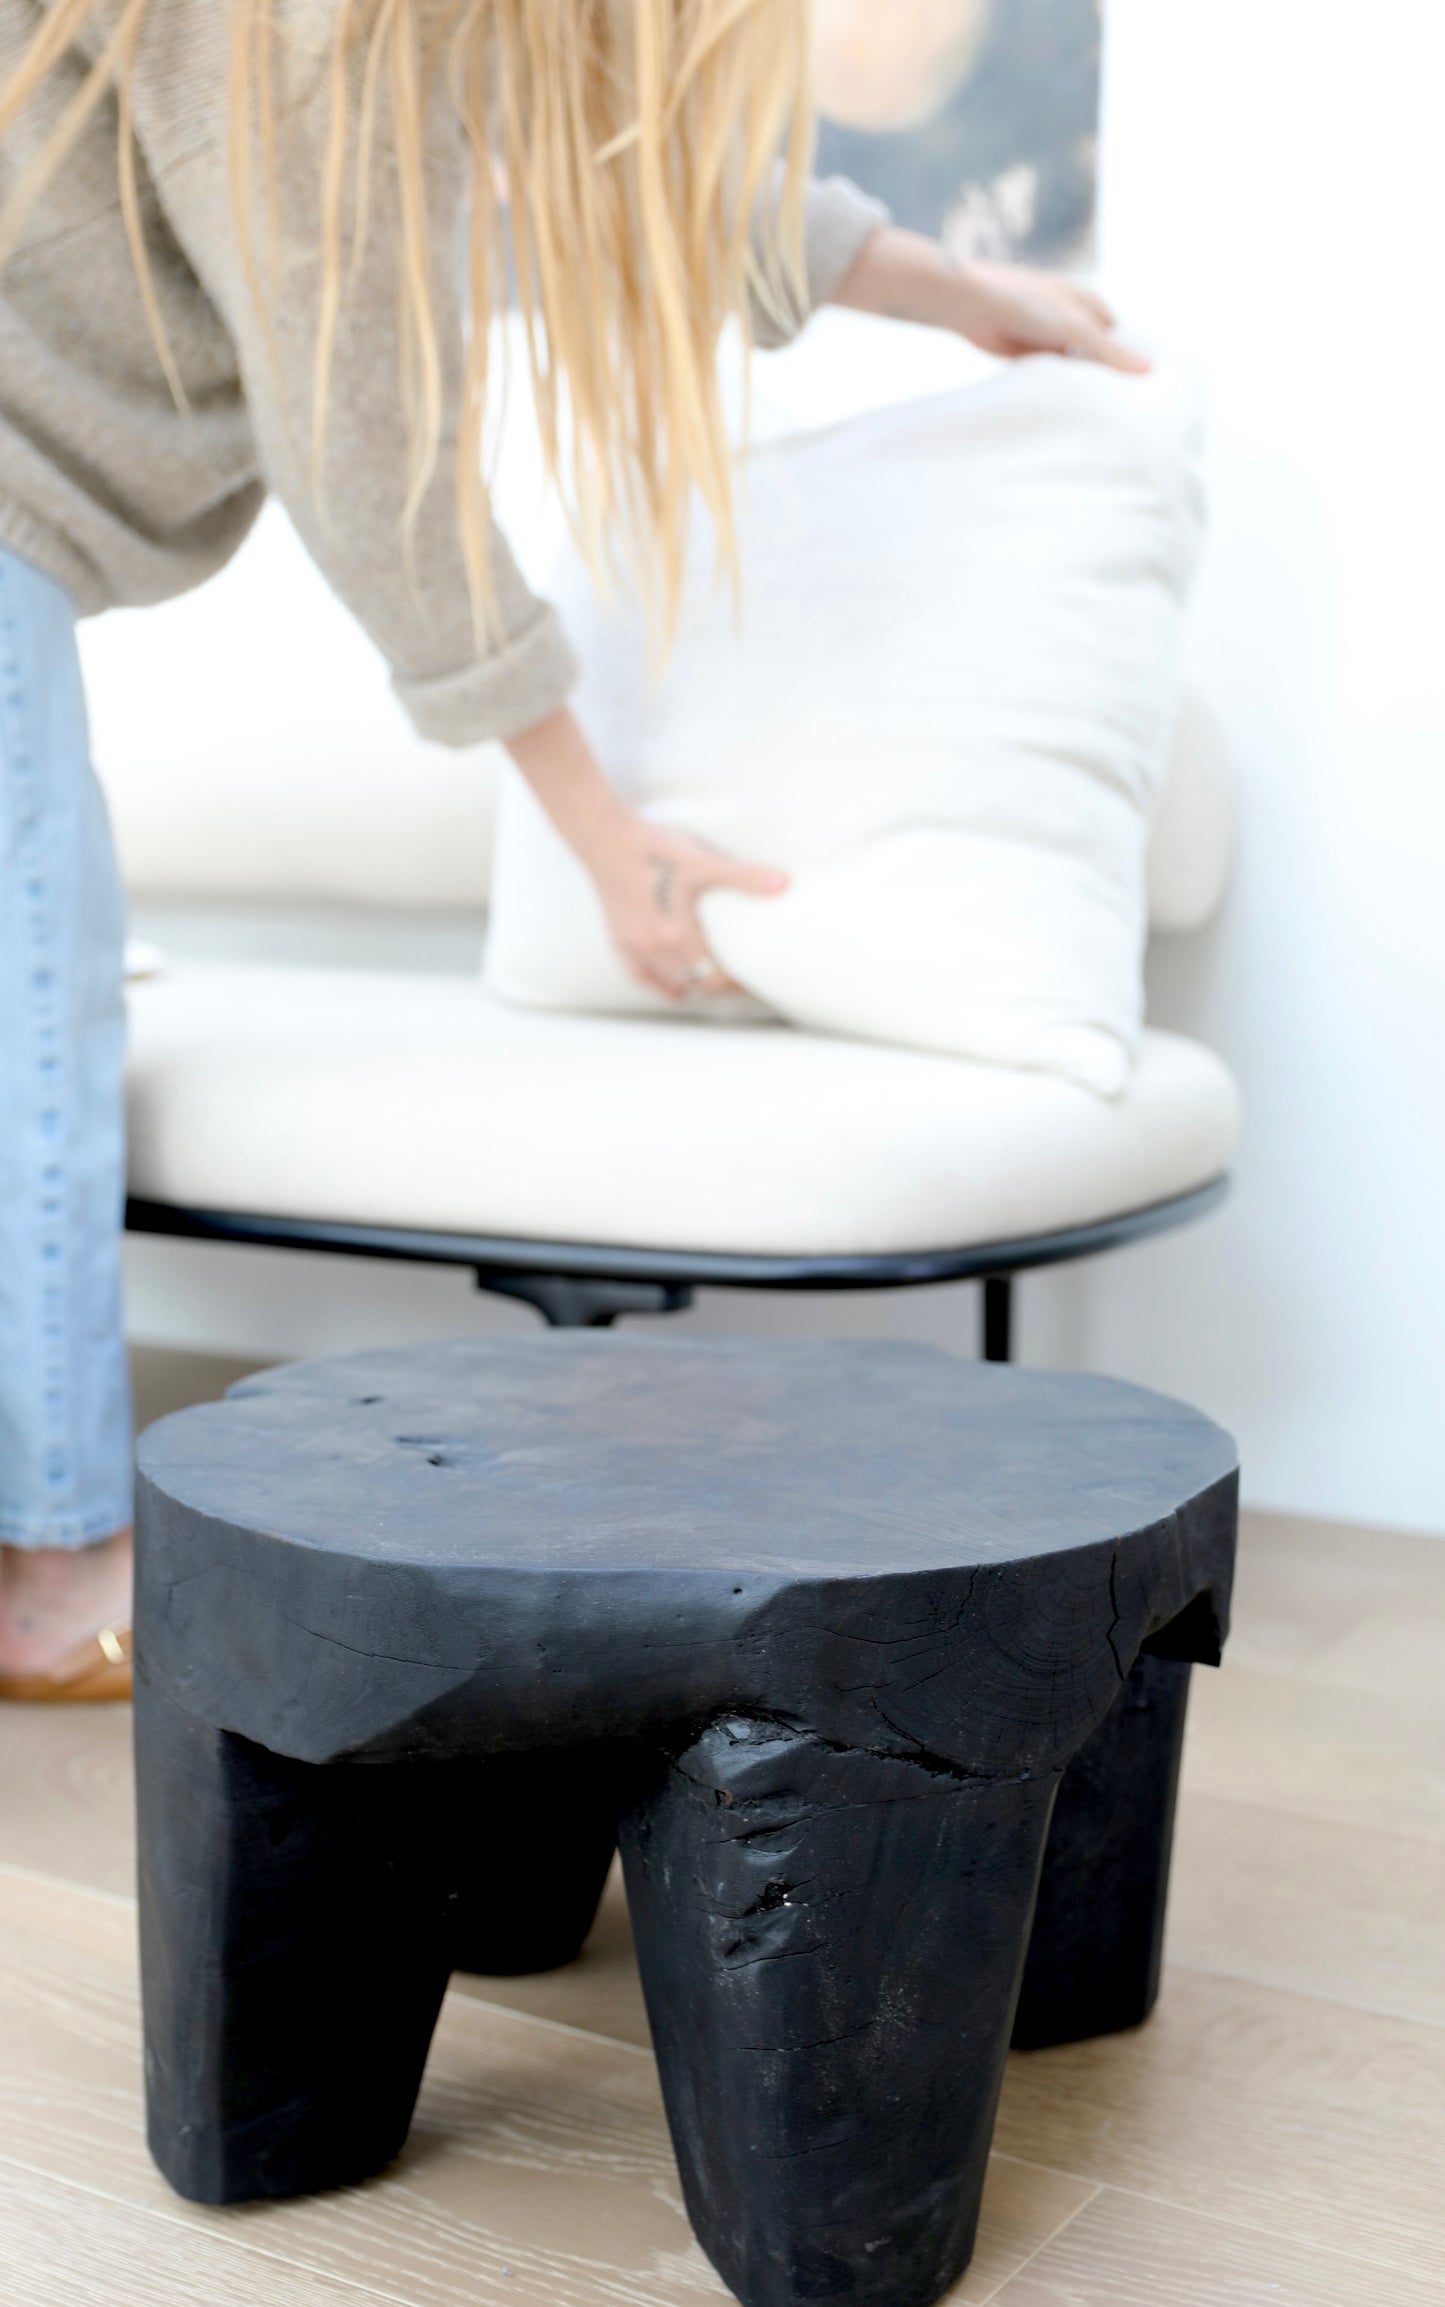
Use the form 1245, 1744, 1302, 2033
126, 964, 1239, 1258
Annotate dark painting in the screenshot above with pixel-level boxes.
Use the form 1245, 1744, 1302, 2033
813, 0, 1102, 269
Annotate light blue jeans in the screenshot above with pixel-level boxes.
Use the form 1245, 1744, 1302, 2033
0, 547, 132, 1548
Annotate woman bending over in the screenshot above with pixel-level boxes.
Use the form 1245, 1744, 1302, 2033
0, 0, 1138, 1693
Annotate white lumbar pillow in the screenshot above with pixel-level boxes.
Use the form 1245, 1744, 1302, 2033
483, 351, 1207, 1095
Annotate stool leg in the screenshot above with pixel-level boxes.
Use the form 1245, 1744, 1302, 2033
136, 1673, 455, 2205
445, 1749, 618, 1976
1011, 1653, 1192, 2051
619, 1716, 1055, 2307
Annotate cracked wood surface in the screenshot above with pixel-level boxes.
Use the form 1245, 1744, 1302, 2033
135, 1336, 1237, 1770
132, 1335, 1236, 2304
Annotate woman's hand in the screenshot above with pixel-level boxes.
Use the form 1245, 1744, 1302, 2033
505, 706, 787, 999
943, 258, 1152, 371
574, 812, 789, 1000
832, 225, 1152, 375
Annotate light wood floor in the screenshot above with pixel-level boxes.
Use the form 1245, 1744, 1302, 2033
4, 1376, 1443, 2302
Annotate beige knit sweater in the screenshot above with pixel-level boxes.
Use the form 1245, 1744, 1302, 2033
0, 0, 885, 743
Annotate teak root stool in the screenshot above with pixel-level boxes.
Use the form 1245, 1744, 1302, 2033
134, 1336, 1238, 2307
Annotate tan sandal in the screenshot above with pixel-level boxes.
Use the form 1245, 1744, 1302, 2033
0, 1626, 132, 1703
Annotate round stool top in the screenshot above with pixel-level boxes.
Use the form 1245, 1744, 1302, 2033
137, 1337, 1236, 1771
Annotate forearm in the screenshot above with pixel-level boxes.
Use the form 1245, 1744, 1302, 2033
828, 224, 1150, 373
504, 705, 629, 868
829, 224, 972, 330
502, 705, 786, 1002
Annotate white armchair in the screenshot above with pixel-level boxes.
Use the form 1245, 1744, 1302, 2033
97, 500, 1238, 1355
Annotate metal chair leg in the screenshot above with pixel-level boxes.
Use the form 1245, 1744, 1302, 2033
981, 1274, 1014, 1363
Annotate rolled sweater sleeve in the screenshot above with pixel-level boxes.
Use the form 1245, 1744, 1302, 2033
116, 7, 883, 744
749, 173, 892, 351
124, 6, 576, 749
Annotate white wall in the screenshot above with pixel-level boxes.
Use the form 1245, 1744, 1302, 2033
1051, 0, 1445, 1531
124, 0, 1445, 1534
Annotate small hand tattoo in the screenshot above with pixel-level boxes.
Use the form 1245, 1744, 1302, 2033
651, 857, 677, 915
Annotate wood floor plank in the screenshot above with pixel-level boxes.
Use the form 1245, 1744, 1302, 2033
0, 1865, 1086, 2307
0, 1704, 136, 1899
1167, 1791, 1445, 2024
989, 2187, 1445, 2307
1303, 1580, 1445, 1700
992, 1965, 1445, 2284
1225, 1511, 1445, 1683
944, 2164, 1100, 2306
0, 2161, 408, 2307
1180, 1658, 1445, 1846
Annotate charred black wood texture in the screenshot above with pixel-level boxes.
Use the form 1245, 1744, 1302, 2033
1011, 1651, 1194, 2052
134, 1336, 1236, 2306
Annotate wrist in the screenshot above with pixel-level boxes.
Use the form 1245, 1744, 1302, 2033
561, 780, 637, 872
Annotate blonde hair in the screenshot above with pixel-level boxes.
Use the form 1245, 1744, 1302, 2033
0, 0, 816, 632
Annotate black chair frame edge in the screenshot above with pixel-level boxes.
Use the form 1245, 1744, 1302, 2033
125, 1175, 1228, 1363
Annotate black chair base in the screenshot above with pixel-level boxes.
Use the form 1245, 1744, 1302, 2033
126, 1175, 1227, 1362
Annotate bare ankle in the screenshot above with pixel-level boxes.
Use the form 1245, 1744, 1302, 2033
0, 1530, 134, 1675
3, 1527, 130, 1592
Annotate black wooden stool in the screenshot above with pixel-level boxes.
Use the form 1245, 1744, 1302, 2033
134, 1337, 1237, 2307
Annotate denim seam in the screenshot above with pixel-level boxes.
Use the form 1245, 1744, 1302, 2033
0, 1507, 134, 1551
0, 557, 78, 1525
